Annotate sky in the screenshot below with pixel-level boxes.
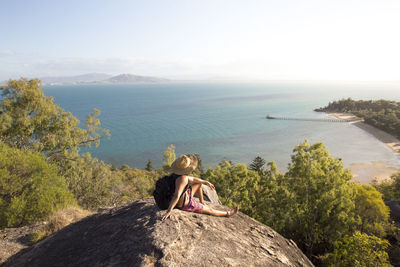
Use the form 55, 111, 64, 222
1, 0, 400, 81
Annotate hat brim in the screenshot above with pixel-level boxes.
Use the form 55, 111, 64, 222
171, 154, 198, 175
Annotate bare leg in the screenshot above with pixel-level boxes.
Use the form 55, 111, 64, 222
199, 205, 239, 217
191, 183, 204, 204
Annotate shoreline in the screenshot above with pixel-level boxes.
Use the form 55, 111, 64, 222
327, 112, 400, 184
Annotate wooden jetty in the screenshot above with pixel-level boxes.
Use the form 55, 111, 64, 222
266, 115, 357, 123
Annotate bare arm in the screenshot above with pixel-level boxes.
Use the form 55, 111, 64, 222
161, 176, 189, 221
187, 175, 215, 190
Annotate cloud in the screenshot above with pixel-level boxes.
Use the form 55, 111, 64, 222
0, 50, 16, 57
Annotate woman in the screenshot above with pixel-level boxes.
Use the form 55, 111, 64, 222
161, 154, 239, 221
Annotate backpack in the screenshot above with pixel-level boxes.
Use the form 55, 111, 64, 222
153, 174, 181, 210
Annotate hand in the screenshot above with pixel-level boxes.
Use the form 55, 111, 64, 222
161, 210, 172, 221
206, 181, 215, 190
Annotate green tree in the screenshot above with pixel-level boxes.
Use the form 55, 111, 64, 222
60, 153, 126, 210
120, 168, 161, 200
254, 161, 292, 231
0, 142, 76, 228
372, 172, 400, 201
162, 144, 176, 172
145, 159, 153, 171
283, 140, 355, 257
0, 78, 132, 211
0, 78, 110, 158
249, 156, 266, 176
324, 231, 392, 267
352, 183, 390, 237
205, 161, 260, 217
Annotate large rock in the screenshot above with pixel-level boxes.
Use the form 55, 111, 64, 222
201, 185, 222, 205
4, 198, 313, 267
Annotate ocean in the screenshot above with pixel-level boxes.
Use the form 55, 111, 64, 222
43, 81, 400, 173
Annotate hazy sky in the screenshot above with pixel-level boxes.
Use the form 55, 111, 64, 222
1, 0, 399, 81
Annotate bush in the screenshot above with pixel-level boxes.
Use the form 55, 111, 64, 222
0, 142, 76, 228
323, 231, 392, 267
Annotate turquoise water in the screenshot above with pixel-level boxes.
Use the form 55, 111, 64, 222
43, 81, 400, 171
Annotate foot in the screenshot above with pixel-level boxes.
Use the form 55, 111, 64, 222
226, 207, 239, 217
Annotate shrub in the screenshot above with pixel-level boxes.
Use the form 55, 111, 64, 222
0, 142, 76, 228
323, 231, 392, 267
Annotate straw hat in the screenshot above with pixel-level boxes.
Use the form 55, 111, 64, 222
171, 154, 198, 175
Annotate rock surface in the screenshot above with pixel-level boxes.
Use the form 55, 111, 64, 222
201, 185, 221, 205
0, 223, 43, 264
4, 198, 313, 267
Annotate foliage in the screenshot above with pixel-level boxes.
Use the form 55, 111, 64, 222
145, 159, 153, 171
254, 161, 293, 231
120, 166, 164, 200
0, 78, 122, 211
323, 231, 392, 267
315, 98, 400, 138
205, 140, 394, 264
248, 156, 266, 175
59, 153, 129, 210
352, 183, 390, 237
162, 144, 176, 172
0, 78, 109, 158
205, 161, 260, 217
372, 172, 400, 201
0, 142, 76, 228
281, 140, 355, 257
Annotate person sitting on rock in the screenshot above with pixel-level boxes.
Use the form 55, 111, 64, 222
162, 154, 239, 221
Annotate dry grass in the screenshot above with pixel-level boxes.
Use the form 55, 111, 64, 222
30, 206, 92, 244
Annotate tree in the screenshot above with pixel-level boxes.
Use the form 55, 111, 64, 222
282, 140, 355, 257
205, 161, 260, 217
0, 142, 76, 228
352, 183, 390, 237
372, 172, 400, 201
0, 78, 109, 159
324, 231, 392, 267
254, 161, 292, 231
162, 144, 176, 172
248, 156, 266, 175
145, 159, 153, 171
60, 152, 126, 210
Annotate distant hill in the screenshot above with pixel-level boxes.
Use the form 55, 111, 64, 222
103, 73, 170, 84
1, 73, 171, 86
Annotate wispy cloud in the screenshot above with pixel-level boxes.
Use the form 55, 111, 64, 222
0, 50, 16, 57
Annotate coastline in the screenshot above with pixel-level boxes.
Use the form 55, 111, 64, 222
327, 112, 400, 184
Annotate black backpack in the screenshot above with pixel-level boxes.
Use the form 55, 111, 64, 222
153, 174, 181, 210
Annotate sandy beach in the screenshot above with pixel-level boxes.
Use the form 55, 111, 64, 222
327, 112, 400, 184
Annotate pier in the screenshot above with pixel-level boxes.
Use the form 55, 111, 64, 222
266, 115, 357, 123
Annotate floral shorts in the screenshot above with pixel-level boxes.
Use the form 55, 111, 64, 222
180, 188, 204, 213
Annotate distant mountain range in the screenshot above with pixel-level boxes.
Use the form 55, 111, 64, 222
1, 73, 171, 86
